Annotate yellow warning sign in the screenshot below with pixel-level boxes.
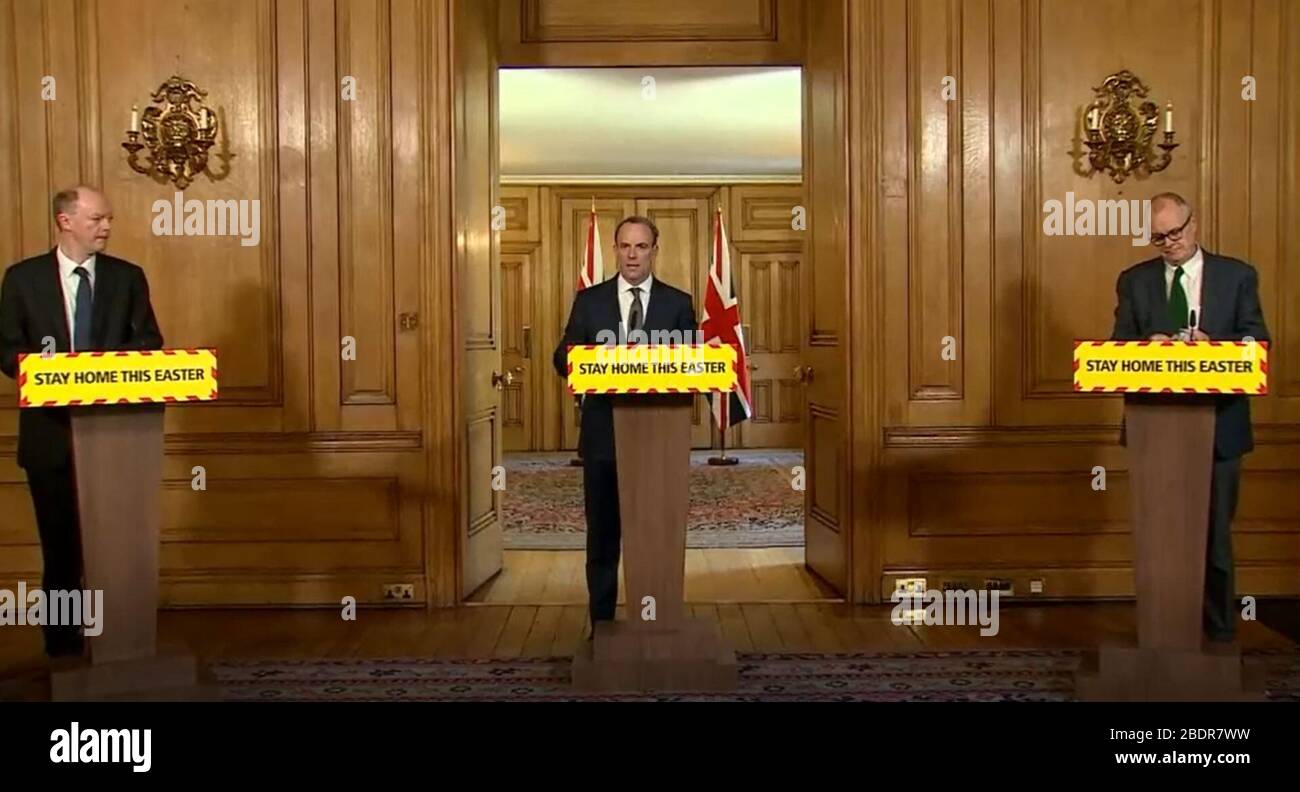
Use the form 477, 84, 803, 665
566, 344, 738, 394
18, 349, 219, 407
1073, 340, 1268, 394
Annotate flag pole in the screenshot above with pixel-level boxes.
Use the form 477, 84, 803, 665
707, 393, 739, 466
706, 205, 739, 466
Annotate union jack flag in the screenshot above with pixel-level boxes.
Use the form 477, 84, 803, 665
700, 207, 752, 429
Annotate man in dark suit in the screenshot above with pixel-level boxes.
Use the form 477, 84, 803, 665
1111, 191, 1270, 642
0, 186, 164, 659
552, 216, 698, 633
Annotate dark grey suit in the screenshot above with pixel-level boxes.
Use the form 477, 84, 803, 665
0, 250, 164, 656
553, 276, 697, 623
1111, 250, 1270, 638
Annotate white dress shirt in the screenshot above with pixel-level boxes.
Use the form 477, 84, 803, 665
56, 246, 97, 350
617, 273, 652, 334
1164, 246, 1203, 329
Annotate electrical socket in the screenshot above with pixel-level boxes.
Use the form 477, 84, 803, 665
383, 583, 414, 601
1029, 578, 1044, 594
894, 577, 927, 596
892, 578, 927, 624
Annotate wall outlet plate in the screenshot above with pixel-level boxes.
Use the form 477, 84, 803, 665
894, 577, 927, 596
383, 583, 415, 600
893, 577, 927, 624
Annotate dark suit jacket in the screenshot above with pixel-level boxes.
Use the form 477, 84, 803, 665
552, 276, 698, 461
0, 250, 165, 469
1111, 250, 1270, 459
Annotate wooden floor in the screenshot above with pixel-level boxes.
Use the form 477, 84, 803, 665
467, 548, 837, 603
3, 602, 1296, 684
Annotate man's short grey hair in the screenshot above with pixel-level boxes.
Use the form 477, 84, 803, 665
1150, 191, 1192, 217
52, 187, 82, 221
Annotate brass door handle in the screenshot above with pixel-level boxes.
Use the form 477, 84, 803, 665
492, 370, 514, 389
793, 365, 814, 383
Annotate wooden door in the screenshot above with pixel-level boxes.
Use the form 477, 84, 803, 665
800, 0, 849, 595
454, 0, 502, 597
635, 197, 713, 449
735, 245, 803, 448
500, 245, 534, 451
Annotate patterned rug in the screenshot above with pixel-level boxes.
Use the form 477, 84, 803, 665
501, 450, 804, 550
211, 649, 1300, 702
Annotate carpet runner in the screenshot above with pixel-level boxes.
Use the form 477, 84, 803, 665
502, 450, 804, 550
211, 649, 1300, 702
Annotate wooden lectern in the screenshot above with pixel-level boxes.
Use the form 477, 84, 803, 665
1075, 395, 1261, 700
49, 405, 201, 700
571, 394, 738, 692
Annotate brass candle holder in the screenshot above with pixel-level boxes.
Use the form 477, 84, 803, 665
1082, 70, 1178, 184
122, 75, 218, 189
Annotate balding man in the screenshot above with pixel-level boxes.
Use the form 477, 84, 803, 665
1111, 192, 1270, 643
0, 187, 163, 661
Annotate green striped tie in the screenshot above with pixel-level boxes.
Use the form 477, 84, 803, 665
1167, 266, 1188, 330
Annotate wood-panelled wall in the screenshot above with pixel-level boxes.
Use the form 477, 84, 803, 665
498, 183, 805, 453
0, 0, 442, 605
1, 0, 1296, 607
863, 0, 1300, 601
498, 0, 804, 66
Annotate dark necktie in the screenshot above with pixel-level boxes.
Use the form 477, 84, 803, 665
1167, 265, 1188, 330
73, 266, 93, 351
628, 286, 644, 333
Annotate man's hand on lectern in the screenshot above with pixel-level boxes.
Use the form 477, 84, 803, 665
1190, 329, 1210, 341
1148, 333, 1172, 341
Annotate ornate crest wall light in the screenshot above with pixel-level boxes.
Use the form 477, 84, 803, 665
1082, 70, 1178, 184
122, 75, 218, 189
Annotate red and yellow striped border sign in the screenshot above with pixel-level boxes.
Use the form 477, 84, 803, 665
17, 349, 219, 407
566, 344, 738, 395
1073, 340, 1268, 394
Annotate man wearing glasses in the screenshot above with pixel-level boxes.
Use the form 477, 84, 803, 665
1111, 191, 1270, 643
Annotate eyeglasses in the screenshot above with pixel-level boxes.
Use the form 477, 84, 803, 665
1151, 214, 1192, 246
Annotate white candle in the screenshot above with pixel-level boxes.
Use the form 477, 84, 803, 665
199, 108, 208, 129
130, 104, 139, 132
1164, 102, 1173, 133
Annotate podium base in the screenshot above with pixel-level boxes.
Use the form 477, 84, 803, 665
51, 647, 219, 702
572, 619, 738, 693
1075, 645, 1267, 701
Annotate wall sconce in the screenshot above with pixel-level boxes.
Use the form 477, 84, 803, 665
1082, 70, 1178, 184
122, 75, 218, 189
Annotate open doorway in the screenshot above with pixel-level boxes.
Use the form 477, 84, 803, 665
469, 66, 831, 604
452, 0, 853, 607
